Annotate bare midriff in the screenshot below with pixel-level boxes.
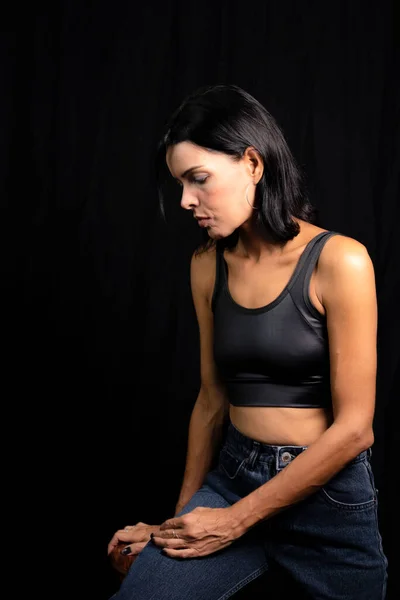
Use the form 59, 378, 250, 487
229, 404, 333, 445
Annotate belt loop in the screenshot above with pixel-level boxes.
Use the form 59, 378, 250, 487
248, 441, 260, 469
368, 447, 372, 459
275, 447, 281, 472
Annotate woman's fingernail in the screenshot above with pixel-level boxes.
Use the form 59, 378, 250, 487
121, 546, 131, 556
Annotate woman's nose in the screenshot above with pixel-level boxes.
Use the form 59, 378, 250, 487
180, 188, 198, 211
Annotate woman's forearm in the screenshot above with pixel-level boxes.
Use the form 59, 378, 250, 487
175, 387, 227, 514
229, 420, 374, 535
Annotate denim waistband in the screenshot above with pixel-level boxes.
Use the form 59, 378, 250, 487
225, 420, 371, 471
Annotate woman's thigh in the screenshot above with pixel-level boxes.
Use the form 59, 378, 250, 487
111, 482, 269, 600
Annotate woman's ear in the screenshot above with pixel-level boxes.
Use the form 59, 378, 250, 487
244, 147, 264, 183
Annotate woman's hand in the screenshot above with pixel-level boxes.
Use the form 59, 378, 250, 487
151, 506, 242, 559
107, 521, 160, 557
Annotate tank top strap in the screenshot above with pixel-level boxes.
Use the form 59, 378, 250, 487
288, 230, 341, 313
212, 232, 341, 314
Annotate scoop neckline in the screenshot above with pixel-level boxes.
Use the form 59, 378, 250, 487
221, 231, 329, 315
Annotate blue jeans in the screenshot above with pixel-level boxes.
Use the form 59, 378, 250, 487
111, 420, 388, 599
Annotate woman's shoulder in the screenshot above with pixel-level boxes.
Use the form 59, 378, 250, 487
190, 243, 218, 273
316, 230, 374, 306
300, 221, 368, 262
318, 229, 371, 269
190, 244, 218, 307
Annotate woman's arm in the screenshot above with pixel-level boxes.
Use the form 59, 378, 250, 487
175, 248, 230, 514
229, 235, 378, 535
174, 387, 227, 514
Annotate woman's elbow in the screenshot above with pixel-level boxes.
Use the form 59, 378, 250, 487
348, 424, 375, 452
333, 419, 375, 453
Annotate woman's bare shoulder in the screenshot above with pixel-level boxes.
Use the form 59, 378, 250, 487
317, 232, 374, 309
190, 245, 218, 307
319, 232, 370, 267
303, 221, 368, 260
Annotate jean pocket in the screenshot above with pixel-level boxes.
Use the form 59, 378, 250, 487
218, 446, 247, 480
319, 459, 377, 510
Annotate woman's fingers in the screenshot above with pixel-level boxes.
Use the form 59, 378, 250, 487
151, 535, 188, 550
108, 525, 157, 555
108, 529, 140, 555
120, 541, 148, 556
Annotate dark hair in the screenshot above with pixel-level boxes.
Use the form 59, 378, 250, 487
155, 84, 318, 254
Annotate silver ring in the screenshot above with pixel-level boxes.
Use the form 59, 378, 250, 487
124, 526, 132, 531
172, 529, 179, 539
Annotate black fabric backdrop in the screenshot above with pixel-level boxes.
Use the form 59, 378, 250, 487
1, 2, 398, 598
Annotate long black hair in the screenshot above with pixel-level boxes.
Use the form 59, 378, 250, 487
155, 84, 318, 254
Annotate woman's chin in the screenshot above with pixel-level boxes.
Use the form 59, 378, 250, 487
206, 225, 228, 240
208, 230, 223, 240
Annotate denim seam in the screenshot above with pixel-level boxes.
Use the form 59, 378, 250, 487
217, 564, 269, 600
247, 446, 259, 469
219, 460, 246, 480
219, 448, 247, 479
363, 461, 378, 500
371, 489, 389, 591
320, 488, 376, 510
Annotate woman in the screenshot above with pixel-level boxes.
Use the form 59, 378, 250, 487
107, 84, 388, 599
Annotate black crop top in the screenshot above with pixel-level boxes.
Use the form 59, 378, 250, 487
211, 231, 340, 408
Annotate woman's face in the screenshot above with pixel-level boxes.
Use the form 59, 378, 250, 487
166, 141, 262, 239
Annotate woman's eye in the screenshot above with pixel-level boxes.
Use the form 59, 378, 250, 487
191, 176, 208, 185
174, 176, 208, 187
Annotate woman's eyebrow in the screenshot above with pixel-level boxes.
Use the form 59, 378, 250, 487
180, 165, 204, 178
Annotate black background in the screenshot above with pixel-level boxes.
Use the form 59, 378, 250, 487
1, 2, 397, 598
